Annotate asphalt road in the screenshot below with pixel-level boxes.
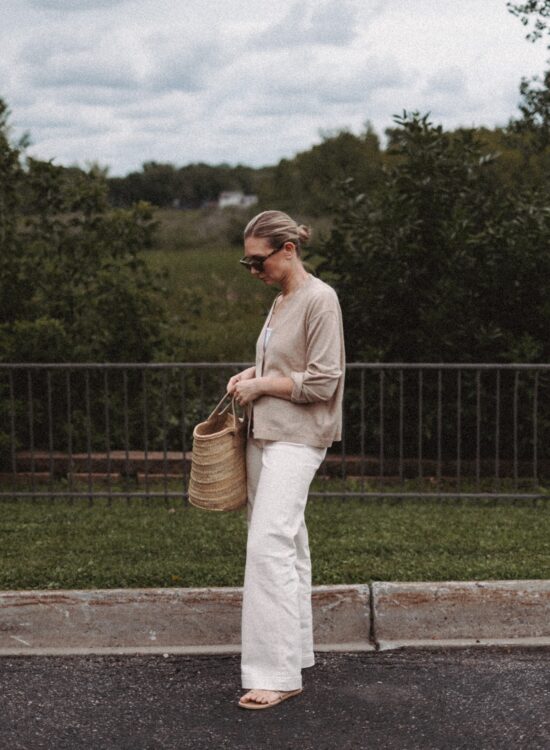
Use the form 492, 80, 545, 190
1, 647, 549, 750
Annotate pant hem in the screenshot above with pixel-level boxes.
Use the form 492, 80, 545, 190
241, 672, 302, 691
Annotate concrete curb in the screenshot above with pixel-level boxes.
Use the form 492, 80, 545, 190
372, 580, 550, 650
1, 581, 549, 655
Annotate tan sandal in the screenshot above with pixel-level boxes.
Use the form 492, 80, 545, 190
238, 688, 303, 710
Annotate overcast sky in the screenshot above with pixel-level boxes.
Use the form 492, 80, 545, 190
2, 0, 548, 176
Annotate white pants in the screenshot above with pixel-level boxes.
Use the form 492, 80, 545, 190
241, 438, 327, 691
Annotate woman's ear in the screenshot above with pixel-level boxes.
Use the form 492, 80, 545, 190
284, 241, 296, 257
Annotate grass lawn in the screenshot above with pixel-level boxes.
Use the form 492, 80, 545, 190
1, 491, 549, 590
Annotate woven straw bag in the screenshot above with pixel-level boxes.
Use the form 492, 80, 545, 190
188, 393, 247, 511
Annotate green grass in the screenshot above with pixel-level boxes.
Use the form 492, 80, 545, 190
1, 491, 549, 590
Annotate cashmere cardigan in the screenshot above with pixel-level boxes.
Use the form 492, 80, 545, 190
250, 274, 345, 448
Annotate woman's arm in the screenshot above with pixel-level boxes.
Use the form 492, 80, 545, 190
226, 366, 256, 396
288, 309, 343, 403
234, 311, 343, 406
234, 375, 294, 405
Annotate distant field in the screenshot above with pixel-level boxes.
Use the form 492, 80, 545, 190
141, 208, 328, 361
143, 245, 274, 361
140, 208, 272, 360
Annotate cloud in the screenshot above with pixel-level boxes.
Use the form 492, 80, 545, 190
424, 66, 467, 96
210, 45, 413, 123
3, 0, 549, 175
254, 0, 361, 48
20, 24, 223, 95
418, 66, 478, 119
143, 32, 225, 92
22, 29, 147, 89
27, 0, 127, 10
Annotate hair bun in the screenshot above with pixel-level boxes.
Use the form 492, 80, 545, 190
296, 224, 312, 245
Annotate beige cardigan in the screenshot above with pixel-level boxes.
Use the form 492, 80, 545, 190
250, 274, 345, 448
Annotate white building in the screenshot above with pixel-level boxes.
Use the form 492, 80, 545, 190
218, 191, 258, 209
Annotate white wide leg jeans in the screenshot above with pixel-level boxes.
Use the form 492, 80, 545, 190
241, 438, 327, 691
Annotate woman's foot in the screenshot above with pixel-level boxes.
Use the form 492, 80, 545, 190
238, 688, 302, 709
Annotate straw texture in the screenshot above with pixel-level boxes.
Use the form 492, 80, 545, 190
188, 396, 247, 511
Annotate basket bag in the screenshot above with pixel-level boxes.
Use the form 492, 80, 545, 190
188, 393, 247, 511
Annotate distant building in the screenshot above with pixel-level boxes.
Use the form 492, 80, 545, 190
218, 191, 258, 209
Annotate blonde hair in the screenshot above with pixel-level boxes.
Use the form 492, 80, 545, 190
244, 210, 311, 256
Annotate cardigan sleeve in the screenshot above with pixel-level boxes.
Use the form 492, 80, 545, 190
289, 310, 343, 404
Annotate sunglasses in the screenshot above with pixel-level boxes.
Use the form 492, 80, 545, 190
239, 242, 287, 271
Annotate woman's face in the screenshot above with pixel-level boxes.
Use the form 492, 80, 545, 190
243, 236, 290, 285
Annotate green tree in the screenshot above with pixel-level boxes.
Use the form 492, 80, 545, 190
507, 1, 550, 42
0, 99, 206, 465
0, 99, 168, 363
262, 125, 383, 215
507, 1, 550, 158
317, 111, 550, 364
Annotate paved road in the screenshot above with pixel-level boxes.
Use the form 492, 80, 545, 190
1, 648, 549, 750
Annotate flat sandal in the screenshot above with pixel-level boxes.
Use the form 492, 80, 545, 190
238, 688, 303, 710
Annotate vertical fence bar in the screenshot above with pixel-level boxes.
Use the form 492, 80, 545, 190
123, 369, 130, 503
27, 370, 36, 499
85, 369, 93, 506
495, 369, 501, 491
398, 369, 404, 487
46, 370, 54, 491
418, 369, 423, 482
162, 369, 169, 505
437, 369, 442, 489
181, 367, 188, 505
456, 369, 462, 493
104, 369, 112, 507
476, 370, 481, 491
532, 370, 539, 487
359, 368, 365, 493
379, 369, 384, 488
9, 370, 17, 494
513, 370, 519, 490
199, 370, 205, 418
142, 369, 150, 502
66, 370, 74, 503
340, 383, 347, 483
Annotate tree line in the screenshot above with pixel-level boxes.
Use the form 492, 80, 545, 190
105, 120, 548, 216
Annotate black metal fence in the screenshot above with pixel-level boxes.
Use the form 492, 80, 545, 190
1, 362, 549, 501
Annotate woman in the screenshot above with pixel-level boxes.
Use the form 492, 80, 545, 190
226, 210, 345, 710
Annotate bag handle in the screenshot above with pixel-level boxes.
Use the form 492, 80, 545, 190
207, 392, 245, 424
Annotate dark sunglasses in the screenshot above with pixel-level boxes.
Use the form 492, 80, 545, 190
239, 242, 287, 271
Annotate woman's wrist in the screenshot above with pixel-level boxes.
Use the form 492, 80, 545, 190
257, 376, 293, 400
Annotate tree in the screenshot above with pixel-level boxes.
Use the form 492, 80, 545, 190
317, 111, 550, 364
507, 1, 550, 156
261, 125, 383, 215
507, 1, 550, 42
0, 99, 169, 364
0, 99, 204, 464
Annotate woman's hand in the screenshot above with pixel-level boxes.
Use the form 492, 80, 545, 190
234, 378, 265, 406
226, 366, 255, 395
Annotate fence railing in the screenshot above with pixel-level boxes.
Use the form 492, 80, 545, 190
1, 362, 549, 501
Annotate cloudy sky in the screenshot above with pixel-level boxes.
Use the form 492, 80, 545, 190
2, 0, 548, 176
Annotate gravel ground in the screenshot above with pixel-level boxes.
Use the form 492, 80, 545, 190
1, 647, 549, 750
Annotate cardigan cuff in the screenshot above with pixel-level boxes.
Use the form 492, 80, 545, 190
289, 371, 306, 403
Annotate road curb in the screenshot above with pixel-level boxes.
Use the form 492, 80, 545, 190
372, 580, 550, 650
1, 581, 549, 655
